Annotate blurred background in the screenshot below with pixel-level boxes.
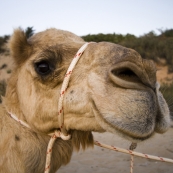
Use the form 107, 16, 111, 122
0, 1, 173, 172
1, 0, 172, 112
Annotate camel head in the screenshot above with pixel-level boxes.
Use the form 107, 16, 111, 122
4, 28, 170, 144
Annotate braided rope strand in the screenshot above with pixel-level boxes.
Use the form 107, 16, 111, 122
58, 42, 91, 135
94, 141, 173, 163
130, 154, 134, 173
9, 113, 31, 129
129, 143, 137, 173
45, 131, 60, 173
44, 42, 91, 173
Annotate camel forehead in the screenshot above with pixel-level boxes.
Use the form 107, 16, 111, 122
28, 28, 84, 46
85, 42, 143, 65
90, 42, 135, 55
28, 28, 140, 61
26, 29, 144, 70
29, 29, 136, 56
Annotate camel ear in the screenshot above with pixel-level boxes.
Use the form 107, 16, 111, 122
9, 28, 32, 65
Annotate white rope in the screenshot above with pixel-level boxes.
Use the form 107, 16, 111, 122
45, 42, 91, 173
45, 130, 61, 173
129, 142, 137, 173
8, 112, 70, 173
58, 42, 91, 136
130, 154, 134, 173
94, 141, 173, 163
9, 112, 31, 129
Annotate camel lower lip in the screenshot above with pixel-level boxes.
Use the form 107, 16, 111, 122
92, 101, 155, 142
103, 119, 155, 142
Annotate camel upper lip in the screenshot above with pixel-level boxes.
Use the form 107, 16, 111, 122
109, 61, 154, 90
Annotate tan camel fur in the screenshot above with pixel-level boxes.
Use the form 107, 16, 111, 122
0, 28, 170, 173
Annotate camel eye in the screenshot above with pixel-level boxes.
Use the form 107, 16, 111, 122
35, 61, 51, 75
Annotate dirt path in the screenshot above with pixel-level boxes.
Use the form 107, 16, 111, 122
156, 65, 173, 84
58, 128, 173, 173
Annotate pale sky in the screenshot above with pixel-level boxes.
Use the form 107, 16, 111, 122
0, 0, 173, 37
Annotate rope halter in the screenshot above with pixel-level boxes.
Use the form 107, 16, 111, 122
57, 42, 92, 137
45, 42, 92, 172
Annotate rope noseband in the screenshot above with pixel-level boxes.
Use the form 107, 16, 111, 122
46, 42, 91, 172
57, 42, 92, 137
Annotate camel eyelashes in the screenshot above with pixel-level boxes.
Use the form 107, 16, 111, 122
35, 60, 53, 75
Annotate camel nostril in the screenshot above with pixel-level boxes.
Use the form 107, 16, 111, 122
111, 67, 141, 84
109, 62, 149, 90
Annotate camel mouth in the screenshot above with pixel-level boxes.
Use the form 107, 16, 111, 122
91, 100, 155, 142
109, 62, 151, 90
91, 85, 171, 142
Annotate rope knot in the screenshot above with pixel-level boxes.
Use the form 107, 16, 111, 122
59, 132, 71, 140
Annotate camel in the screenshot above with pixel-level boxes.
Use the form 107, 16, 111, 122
0, 28, 170, 173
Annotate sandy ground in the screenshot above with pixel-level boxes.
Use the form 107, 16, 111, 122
58, 129, 173, 173
156, 65, 173, 84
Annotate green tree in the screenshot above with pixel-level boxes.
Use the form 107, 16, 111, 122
25, 27, 35, 38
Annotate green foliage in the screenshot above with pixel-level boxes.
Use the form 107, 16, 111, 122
159, 29, 173, 37
0, 80, 6, 103
0, 35, 10, 53
82, 29, 173, 71
25, 26, 35, 39
160, 82, 173, 118
82, 33, 136, 44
